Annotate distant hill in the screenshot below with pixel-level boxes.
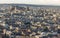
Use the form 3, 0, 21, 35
0, 4, 60, 8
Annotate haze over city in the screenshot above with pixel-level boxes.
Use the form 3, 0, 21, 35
0, 0, 60, 5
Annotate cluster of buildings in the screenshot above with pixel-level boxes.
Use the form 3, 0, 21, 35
0, 5, 59, 38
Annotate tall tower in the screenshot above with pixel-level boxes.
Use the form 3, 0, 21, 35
14, 6, 17, 13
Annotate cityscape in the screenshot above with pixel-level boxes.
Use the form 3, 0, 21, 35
0, 4, 59, 38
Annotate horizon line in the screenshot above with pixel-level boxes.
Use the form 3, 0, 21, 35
0, 3, 60, 7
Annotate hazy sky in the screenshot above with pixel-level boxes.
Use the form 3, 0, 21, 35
0, 0, 60, 5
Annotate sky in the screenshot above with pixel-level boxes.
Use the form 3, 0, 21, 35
0, 0, 60, 5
